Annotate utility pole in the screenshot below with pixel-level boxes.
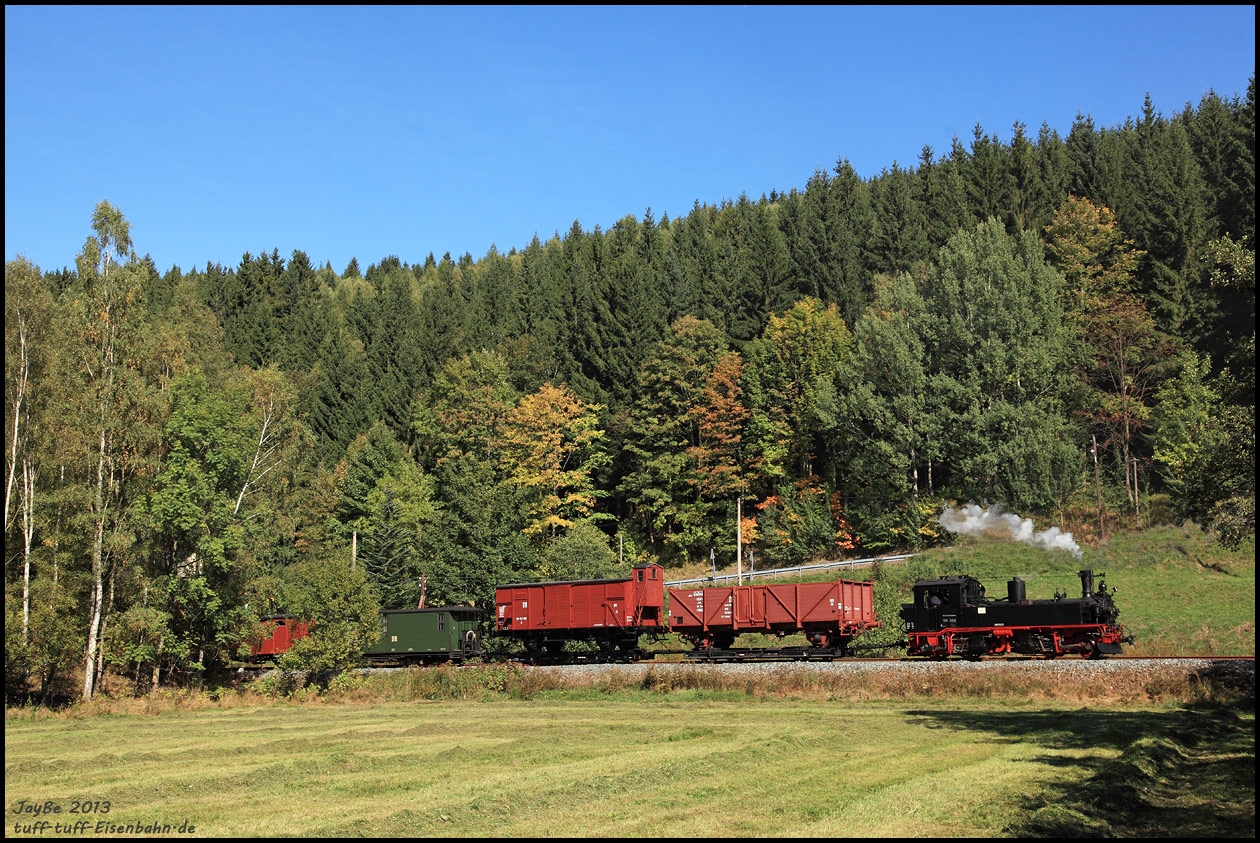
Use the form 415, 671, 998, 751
1092, 435, 1104, 541
736, 496, 743, 586
1129, 458, 1141, 522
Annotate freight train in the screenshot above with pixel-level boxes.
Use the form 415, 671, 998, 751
249, 564, 1132, 666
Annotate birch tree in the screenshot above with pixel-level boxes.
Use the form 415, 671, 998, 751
5, 257, 51, 643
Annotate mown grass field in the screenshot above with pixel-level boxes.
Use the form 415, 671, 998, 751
5, 522, 1255, 838
5, 690, 1254, 838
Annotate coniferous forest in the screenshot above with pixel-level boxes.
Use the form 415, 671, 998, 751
5, 79, 1255, 701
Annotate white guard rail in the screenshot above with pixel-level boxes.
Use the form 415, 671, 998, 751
663, 553, 921, 588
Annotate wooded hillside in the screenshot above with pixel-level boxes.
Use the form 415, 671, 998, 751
5, 79, 1254, 701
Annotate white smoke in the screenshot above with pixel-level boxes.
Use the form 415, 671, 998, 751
938, 503, 1083, 560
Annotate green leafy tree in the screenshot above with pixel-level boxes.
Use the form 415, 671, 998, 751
1150, 351, 1254, 545
5, 569, 83, 705
917, 219, 1079, 511
822, 271, 933, 550
412, 351, 531, 606
1043, 196, 1144, 314
143, 366, 305, 674
277, 551, 380, 676
101, 604, 173, 692
335, 422, 411, 534
500, 382, 609, 540
413, 350, 519, 469
335, 425, 436, 610
742, 298, 852, 484
618, 316, 729, 562
1199, 234, 1255, 396
541, 520, 623, 581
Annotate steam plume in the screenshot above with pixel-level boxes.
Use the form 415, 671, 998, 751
938, 503, 1083, 560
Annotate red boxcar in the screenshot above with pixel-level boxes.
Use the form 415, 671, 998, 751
668, 579, 879, 655
249, 615, 311, 661
495, 564, 666, 659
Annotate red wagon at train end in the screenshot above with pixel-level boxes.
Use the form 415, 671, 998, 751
494, 563, 666, 661
668, 578, 880, 658
249, 615, 311, 661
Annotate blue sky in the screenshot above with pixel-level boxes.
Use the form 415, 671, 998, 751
5, 6, 1254, 276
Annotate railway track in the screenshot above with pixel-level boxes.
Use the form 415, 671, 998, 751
234, 653, 1253, 677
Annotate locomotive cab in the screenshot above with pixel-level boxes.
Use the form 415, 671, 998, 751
900, 575, 986, 635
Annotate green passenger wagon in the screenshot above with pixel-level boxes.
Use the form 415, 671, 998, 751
363, 607, 483, 664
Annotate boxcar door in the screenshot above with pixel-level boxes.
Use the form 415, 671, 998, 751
732, 586, 765, 628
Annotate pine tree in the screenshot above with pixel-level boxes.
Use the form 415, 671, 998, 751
359, 488, 421, 610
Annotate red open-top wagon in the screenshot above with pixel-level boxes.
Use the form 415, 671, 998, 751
494, 563, 666, 661
668, 578, 880, 658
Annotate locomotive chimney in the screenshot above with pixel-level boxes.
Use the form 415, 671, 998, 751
1078, 569, 1094, 599
1007, 576, 1026, 604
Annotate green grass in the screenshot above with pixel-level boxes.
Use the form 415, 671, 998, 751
5, 693, 1252, 838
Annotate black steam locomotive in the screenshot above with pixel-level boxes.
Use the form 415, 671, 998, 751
900, 568, 1133, 659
